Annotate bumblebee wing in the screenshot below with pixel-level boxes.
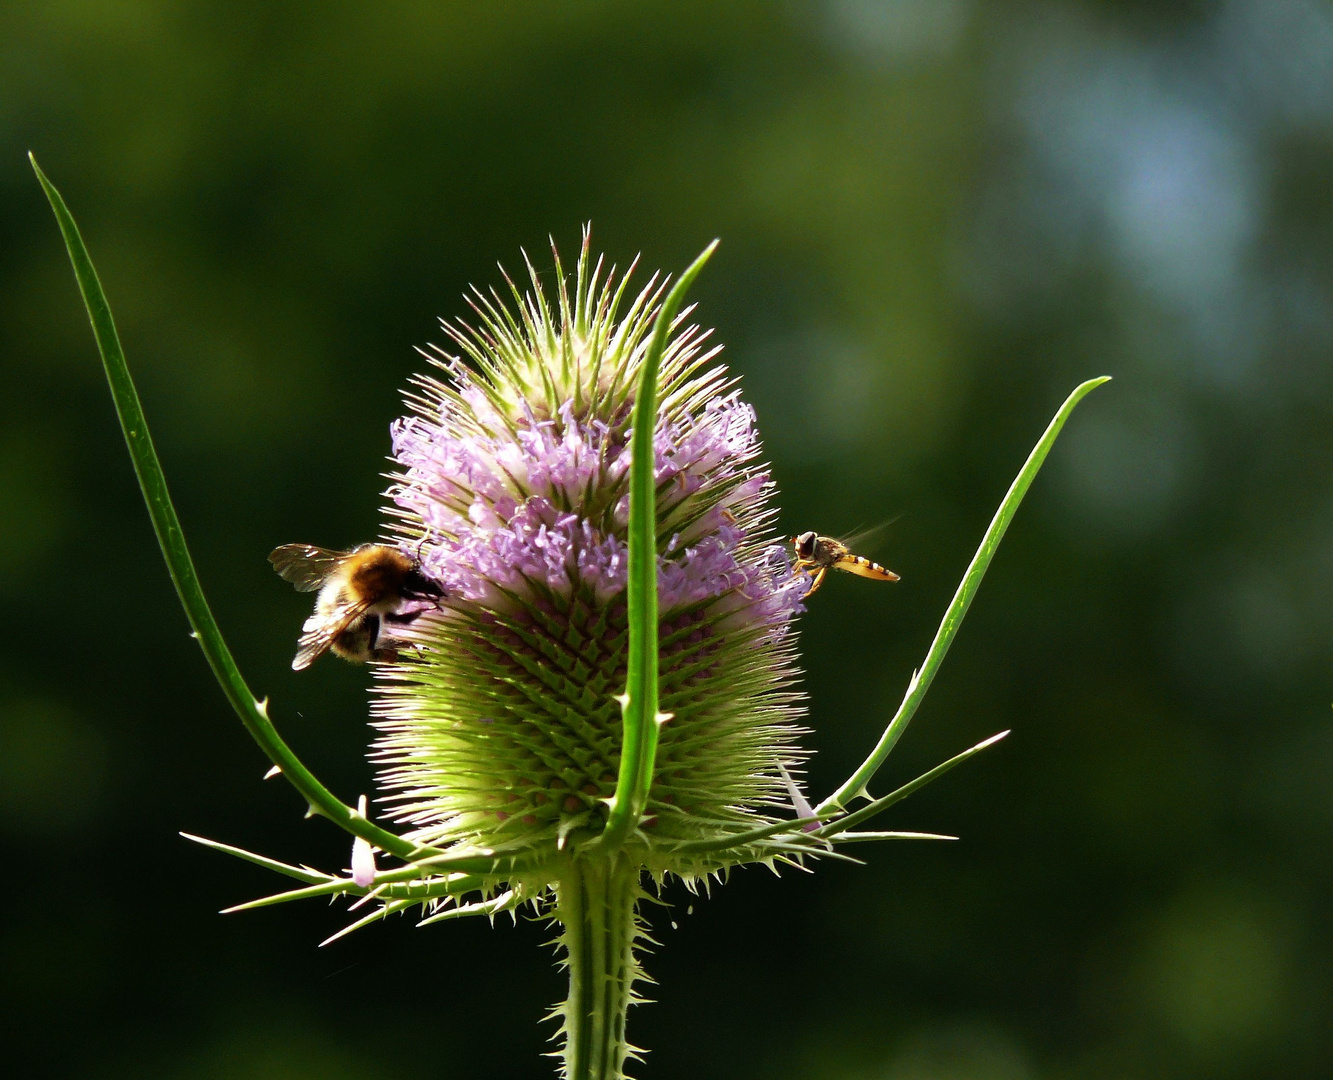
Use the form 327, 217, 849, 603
291, 600, 372, 671
269, 544, 349, 592
834, 554, 900, 582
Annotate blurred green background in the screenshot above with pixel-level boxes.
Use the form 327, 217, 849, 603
4, 2, 1332, 1077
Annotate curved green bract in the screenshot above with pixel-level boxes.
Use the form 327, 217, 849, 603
817, 731, 1010, 836
597, 240, 719, 851
29, 154, 439, 864
817, 376, 1111, 813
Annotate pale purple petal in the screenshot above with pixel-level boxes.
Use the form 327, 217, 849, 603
351, 836, 376, 888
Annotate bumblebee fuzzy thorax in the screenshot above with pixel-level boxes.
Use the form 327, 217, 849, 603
270, 543, 443, 669
343, 545, 415, 608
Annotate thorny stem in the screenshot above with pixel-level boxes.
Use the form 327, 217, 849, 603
556, 856, 643, 1080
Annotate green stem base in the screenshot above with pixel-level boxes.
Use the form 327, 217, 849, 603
555, 856, 643, 1080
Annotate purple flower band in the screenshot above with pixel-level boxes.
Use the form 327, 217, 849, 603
389, 382, 804, 633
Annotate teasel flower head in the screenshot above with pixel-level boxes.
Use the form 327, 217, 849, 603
372, 229, 809, 882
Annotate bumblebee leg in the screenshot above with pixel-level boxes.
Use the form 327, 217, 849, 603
383, 609, 424, 625
805, 568, 827, 596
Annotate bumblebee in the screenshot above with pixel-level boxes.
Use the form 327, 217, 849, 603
791, 531, 899, 597
269, 543, 444, 670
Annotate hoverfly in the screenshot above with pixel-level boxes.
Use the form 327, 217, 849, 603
791, 530, 899, 597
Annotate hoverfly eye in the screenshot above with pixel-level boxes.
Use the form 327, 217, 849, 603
795, 532, 817, 560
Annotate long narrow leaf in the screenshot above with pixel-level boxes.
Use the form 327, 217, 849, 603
667, 815, 824, 855
415, 889, 518, 928
599, 240, 719, 849
320, 899, 416, 947
832, 831, 958, 843
379, 874, 485, 902
817, 731, 1009, 838
818, 378, 1109, 812
222, 879, 358, 913
180, 832, 330, 884
29, 155, 440, 863
414, 846, 553, 876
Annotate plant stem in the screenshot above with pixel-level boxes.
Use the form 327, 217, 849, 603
556, 856, 642, 1080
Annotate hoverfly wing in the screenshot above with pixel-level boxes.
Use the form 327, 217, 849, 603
839, 517, 903, 551
290, 599, 372, 670
269, 544, 349, 593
